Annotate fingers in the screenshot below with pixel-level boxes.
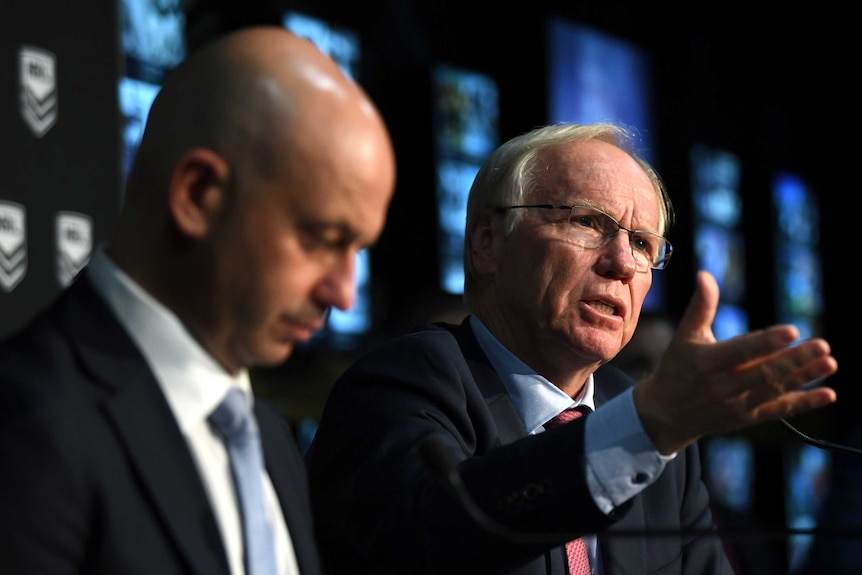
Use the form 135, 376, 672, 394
752, 387, 838, 421
676, 270, 719, 342
711, 324, 801, 376
738, 339, 838, 411
636, 270, 840, 454
674, 269, 800, 371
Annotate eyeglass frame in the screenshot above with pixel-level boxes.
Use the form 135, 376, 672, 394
495, 203, 674, 271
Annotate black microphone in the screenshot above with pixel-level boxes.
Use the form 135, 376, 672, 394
780, 418, 862, 456
419, 434, 860, 543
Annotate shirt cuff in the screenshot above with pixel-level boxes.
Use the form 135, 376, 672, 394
584, 387, 674, 513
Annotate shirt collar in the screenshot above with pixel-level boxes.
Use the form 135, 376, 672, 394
468, 315, 595, 435
85, 244, 251, 432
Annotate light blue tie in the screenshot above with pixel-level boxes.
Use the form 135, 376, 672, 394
209, 388, 279, 575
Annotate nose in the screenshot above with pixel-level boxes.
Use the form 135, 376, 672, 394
598, 231, 638, 277
316, 252, 357, 312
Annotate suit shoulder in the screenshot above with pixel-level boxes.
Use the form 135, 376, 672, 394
370, 321, 460, 355
341, 322, 469, 381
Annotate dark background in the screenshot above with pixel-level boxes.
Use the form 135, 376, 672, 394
1, 3, 856, 571
1, 0, 852, 426
236, 5, 857, 572
209, 0, 854, 433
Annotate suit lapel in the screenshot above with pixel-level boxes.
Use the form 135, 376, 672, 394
57, 276, 229, 575
257, 404, 321, 574
593, 365, 651, 575
449, 318, 525, 445
257, 408, 294, 521
598, 498, 649, 575
592, 364, 633, 407
448, 319, 567, 574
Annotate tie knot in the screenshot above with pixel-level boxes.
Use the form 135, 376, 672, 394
544, 406, 591, 429
209, 388, 257, 441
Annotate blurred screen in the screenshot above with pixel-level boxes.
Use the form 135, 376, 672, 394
772, 173, 822, 338
690, 145, 742, 228
118, 0, 186, 183
432, 64, 499, 295
118, 77, 160, 179
784, 444, 832, 574
547, 18, 654, 162
690, 144, 747, 340
702, 436, 756, 514
693, 223, 746, 304
712, 303, 749, 341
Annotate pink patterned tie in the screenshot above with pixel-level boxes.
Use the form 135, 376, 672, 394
544, 407, 592, 575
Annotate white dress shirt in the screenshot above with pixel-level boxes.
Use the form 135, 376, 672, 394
86, 245, 300, 575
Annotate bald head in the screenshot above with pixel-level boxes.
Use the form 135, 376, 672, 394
108, 27, 396, 373
113, 25, 394, 267
126, 26, 388, 201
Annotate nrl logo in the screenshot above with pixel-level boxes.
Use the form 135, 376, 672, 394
0, 201, 27, 292
20, 45, 58, 138
56, 211, 93, 287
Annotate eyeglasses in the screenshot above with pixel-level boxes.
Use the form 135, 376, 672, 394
497, 204, 673, 272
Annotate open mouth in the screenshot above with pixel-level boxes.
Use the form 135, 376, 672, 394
586, 300, 617, 315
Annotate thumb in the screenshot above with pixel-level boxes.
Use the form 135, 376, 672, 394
677, 270, 720, 341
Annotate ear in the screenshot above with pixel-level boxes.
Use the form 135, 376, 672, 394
469, 216, 497, 275
167, 148, 229, 239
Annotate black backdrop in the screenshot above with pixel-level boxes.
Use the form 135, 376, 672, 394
0, 0, 121, 339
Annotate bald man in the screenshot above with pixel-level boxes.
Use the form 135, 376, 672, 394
0, 26, 395, 575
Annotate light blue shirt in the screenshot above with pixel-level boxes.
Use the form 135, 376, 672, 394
469, 315, 673, 573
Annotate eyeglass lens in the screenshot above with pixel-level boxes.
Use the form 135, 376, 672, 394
567, 206, 670, 270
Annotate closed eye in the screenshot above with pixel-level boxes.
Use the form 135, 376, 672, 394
300, 226, 353, 254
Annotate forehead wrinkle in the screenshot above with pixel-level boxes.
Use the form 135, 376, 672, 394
562, 149, 660, 231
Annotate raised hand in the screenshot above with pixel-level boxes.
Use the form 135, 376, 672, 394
632, 270, 838, 455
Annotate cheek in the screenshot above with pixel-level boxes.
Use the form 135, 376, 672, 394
632, 274, 653, 308
499, 245, 552, 300
259, 246, 312, 300
231, 235, 303, 304
624, 276, 654, 333
543, 247, 590, 298
511, 249, 585, 323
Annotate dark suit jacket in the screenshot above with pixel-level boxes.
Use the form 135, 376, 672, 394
305, 318, 734, 575
0, 273, 323, 575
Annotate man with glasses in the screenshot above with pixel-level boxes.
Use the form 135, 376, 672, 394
304, 122, 838, 574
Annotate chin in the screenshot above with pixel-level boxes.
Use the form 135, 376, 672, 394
273, 343, 296, 364
251, 343, 296, 369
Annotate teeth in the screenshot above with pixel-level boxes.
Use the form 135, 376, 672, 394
589, 301, 615, 315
